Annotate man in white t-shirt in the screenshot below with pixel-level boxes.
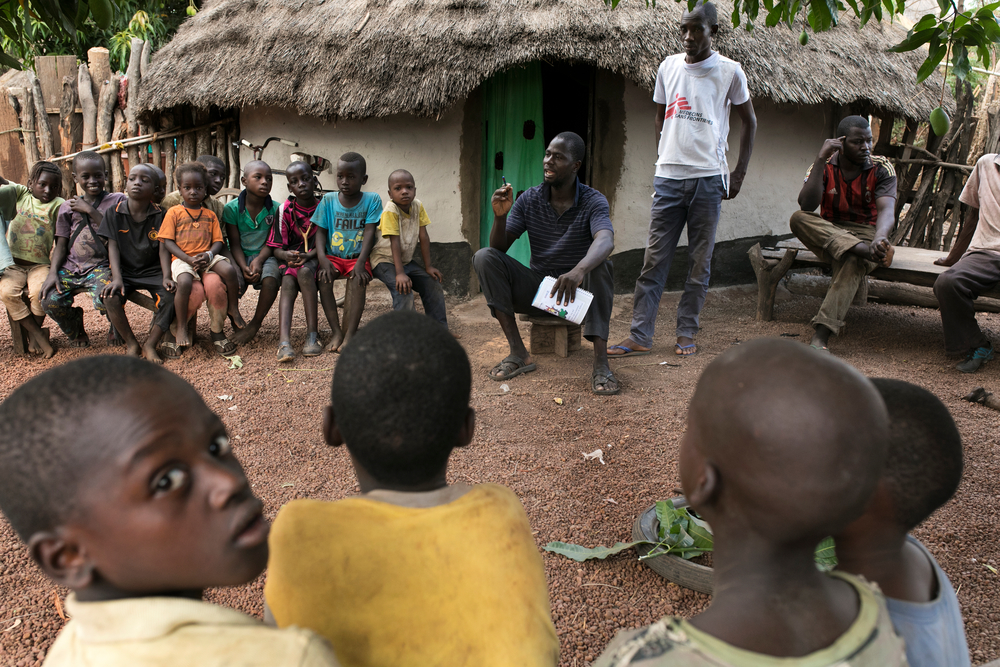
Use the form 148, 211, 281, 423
610, 0, 756, 359
933, 153, 1000, 372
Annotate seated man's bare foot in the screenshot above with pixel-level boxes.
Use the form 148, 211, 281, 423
675, 335, 697, 356
230, 322, 260, 345
608, 337, 651, 357
878, 242, 894, 268
142, 340, 164, 365
125, 340, 142, 358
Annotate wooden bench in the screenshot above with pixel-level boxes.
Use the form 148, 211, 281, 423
747, 238, 1000, 322
6, 291, 157, 355
518, 312, 582, 357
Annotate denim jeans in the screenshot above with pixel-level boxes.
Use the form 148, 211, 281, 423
372, 260, 448, 327
629, 175, 724, 345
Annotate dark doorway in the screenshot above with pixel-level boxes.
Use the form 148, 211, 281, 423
541, 63, 595, 184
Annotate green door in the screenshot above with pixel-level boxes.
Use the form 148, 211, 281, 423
480, 63, 545, 267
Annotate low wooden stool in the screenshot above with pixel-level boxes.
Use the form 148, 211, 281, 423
519, 312, 581, 358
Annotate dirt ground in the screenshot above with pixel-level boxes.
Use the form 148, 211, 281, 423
1, 278, 1000, 667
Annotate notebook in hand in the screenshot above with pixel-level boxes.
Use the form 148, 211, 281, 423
531, 276, 593, 325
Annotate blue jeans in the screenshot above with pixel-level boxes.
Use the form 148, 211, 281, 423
629, 175, 724, 345
372, 261, 448, 327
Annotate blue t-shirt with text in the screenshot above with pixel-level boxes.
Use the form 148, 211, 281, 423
312, 191, 383, 259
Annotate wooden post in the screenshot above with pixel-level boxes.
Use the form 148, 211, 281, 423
87, 47, 110, 101
138, 41, 151, 136
59, 75, 77, 196
229, 122, 240, 188
8, 88, 39, 166
97, 74, 120, 175
161, 116, 176, 192
215, 122, 230, 179
125, 38, 144, 170
195, 108, 211, 158
111, 108, 127, 192
748, 243, 797, 322
28, 72, 54, 158
78, 65, 97, 149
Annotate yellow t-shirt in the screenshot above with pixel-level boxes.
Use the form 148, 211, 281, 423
369, 198, 431, 269
43, 594, 340, 667
265, 483, 560, 667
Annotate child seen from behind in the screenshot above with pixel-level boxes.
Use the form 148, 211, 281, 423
595, 338, 907, 666
313, 152, 381, 352
270, 161, 322, 362
0, 161, 65, 358
265, 311, 560, 667
370, 169, 448, 328
835, 378, 969, 667
0, 356, 341, 666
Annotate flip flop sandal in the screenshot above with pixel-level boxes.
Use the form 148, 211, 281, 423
489, 355, 537, 381
301, 333, 323, 357
160, 340, 184, 360
809, 344, 831, 354
592, 370, 621, 396
211, 332, 238, 357
675, 343, 698, 356
608, 344, 651, 358
276, 342, 296, 363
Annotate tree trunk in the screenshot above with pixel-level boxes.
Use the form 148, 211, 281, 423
59, 76, 77, 196
28, 72, 53, 158
8, 87, 39, 166
785, 273, 1000, 313
78, 65, 97, 148
87, 47, 110, 101
138, 41, 151, 136
125, 38, 144, 168
97, 73, 120, 175
111, 109, 127, 192
161, 116, 176, 193
195, 107, 211, 158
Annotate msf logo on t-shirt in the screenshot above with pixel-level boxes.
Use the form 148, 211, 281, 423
664, 94, 692, 119
664, 93, 714, 125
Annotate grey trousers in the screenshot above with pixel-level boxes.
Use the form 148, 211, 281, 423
933, 249, 1000, 355
473, 247, 613, 341
629, 175, 725, 346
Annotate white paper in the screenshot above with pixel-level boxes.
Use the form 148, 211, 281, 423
531, 276, 594, 325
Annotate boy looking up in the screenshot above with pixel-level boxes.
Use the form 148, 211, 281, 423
159, 162, 243, 352
370, 169, 448, 328
595, 338, 906, 666
836, 379, 969, 667
265, 311, 559, 667
225, 160, 281, 345
269, 161, 322, 361
99, 164, 173, 364
0, 161, 65, 358
41, 151, 124, 347
314, 152, 381, 352
0, 356, 341, 666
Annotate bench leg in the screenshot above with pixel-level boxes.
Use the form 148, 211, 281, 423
554, 326, 569, 357
529, 323, 555, 355
748, 244, 798, 322
6, 309, 28, 355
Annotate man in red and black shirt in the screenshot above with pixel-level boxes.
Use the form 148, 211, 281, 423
790, 115, 896, 351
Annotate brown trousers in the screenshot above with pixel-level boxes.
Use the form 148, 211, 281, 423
789, 210, 877, 335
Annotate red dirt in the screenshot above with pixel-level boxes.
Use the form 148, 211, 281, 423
1, 281, 999, 666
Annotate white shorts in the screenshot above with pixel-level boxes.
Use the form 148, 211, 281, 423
171, 255, 228, 282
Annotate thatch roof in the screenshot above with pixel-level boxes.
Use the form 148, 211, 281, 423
138, 0, 951, 121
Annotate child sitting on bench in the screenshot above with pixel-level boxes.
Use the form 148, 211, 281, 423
264, 311, 559, 666
595, 338, 906, 666
0, 356, 341, 666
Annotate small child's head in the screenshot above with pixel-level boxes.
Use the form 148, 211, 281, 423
0, 356, 269, 599
241, 160, 273, 199
175, 162, 208, 208
336, 152, 368, 198
126, 164, 158, 204
285, 161, 317, 203
71, 151, 107, 198
149, 165, 167, 204
387, 169, 415, 209
838, 379, 962, 539
328, 311, 473, 490
27, 161, 62, 203
680, 339, 889, 549
197, 155, 227, 197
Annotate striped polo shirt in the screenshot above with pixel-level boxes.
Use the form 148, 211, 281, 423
505, 179, 614, 276
804, 153, 897, 225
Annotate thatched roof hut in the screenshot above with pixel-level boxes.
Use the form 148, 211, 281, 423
138, 0, 949, 121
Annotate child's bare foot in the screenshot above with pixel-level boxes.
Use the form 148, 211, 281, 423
142, 340, 164, 365
125, 340, 142, 358
228, 307, 247, 330
231, 321, 260, 345
175, 327, 192, 348
325, 330, 344, 353
34, 334, 55, 359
